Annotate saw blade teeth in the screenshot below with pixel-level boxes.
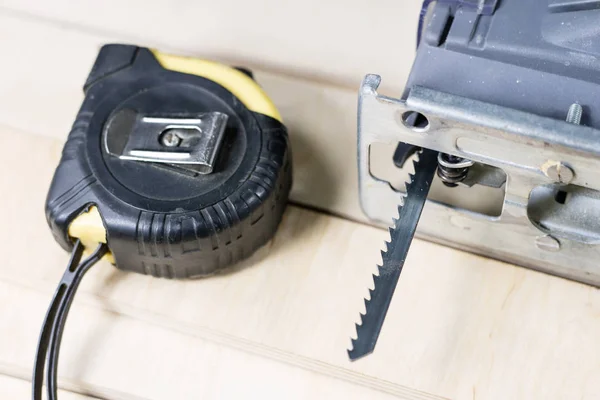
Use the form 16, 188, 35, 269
347, 149, 439, 361
348, 338, 374, 359
348, 337, 360, 354
380, 250, 390, 264
371, 274, 380, 289
371, 272, 382, 293
384, 241, 392, 252
379, 249, 386, 261
363, 298, 370, 310
405, 174, 416, 191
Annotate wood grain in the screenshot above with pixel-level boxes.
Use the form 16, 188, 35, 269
0, 12, 365, 222
2, 5, 600, 399
1, 120, 600, 400
0, 374, 93, 399
0, 0, 421, 92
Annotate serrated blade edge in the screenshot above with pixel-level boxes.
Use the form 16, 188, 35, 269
348, 148, 438, 361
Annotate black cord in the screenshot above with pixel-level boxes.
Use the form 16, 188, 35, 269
32, 240, 109, 400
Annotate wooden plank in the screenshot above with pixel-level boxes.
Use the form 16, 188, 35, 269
0, 374, 93, 400
2, 120, 600, 399
0, 0, 420, 92
0, 12, 365, 221
0, 281, 436, 400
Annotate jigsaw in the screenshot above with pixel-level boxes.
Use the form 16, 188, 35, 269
350, 0, 600, 360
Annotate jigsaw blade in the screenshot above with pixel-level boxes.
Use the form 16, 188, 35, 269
348, 148, 438, 361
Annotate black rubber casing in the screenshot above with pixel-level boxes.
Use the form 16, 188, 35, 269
46, 45, 292, 278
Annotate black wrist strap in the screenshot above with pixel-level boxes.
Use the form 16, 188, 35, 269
32, 240, 109, 400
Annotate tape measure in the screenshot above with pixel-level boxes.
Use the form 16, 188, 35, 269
35, 44, 292, 399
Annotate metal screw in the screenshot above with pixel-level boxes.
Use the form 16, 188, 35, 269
160, 130, 181, 147
536, 235, 561, 252
542, 104, 582, 183
545, 162, 575, 184
566, 103, 583, 125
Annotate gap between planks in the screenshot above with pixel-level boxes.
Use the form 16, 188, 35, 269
0, 5, 372, 94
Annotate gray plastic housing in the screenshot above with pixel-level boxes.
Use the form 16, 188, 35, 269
406, 0, 600, 128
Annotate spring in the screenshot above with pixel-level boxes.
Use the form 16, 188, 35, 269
437, 153, 474, 187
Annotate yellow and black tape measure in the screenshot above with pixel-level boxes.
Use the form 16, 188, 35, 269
47, 44, 291, 277
36, 44, 292, 399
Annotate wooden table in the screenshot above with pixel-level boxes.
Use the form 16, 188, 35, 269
1, 3, 599, 399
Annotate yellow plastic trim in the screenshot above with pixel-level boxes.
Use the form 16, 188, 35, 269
68, 206, 114, 263
152, 50, 282, 123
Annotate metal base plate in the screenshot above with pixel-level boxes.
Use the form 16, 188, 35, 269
358, 75, 600, 286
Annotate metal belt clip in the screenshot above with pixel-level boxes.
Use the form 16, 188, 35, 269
104, 110, 228, 174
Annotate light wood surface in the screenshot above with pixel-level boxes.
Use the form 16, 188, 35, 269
0, 0, 421, 92
0, 375, 91, 399
0, 11, 366, 223
2, 3, 600, 400
2, 124, 600, 400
